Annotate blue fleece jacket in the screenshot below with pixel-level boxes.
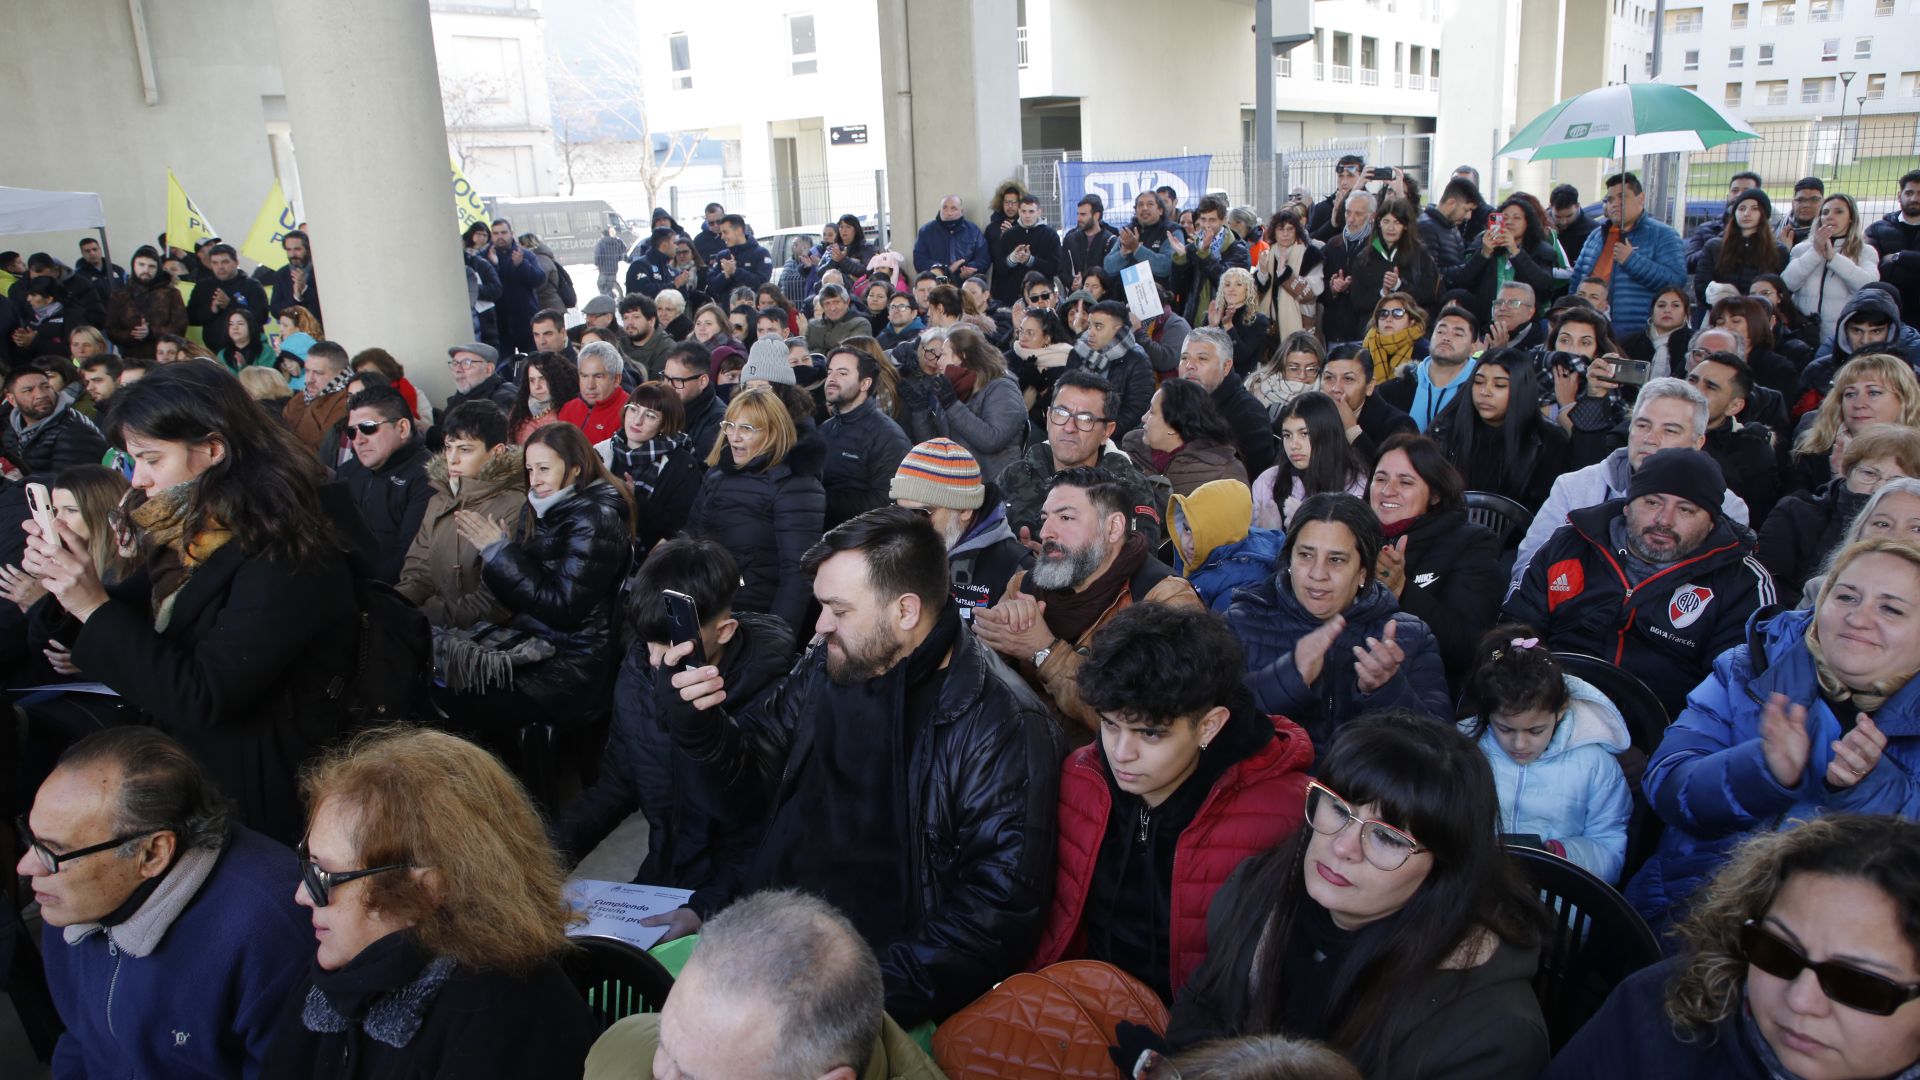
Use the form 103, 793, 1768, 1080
43, 824, 310, 1079
1625, 606, 1920, 930
1569, 214, 1687, 342
1188, 528, 1285, 612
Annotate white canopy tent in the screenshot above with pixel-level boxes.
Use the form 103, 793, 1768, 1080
0, 185, 113, 276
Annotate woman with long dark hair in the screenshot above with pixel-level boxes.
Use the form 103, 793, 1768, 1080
1750, 272, 1822, 360
507, 351, 580, 446
1252, 208, 1325, 342
1252, 391, 1367, 530
217, 306, 277, 375
1124, 377, 1248, 497
1349, 197, 1441, 319
21, 362, 361, 840
1432, 346, 1570, 511
1698, 188, 1789, 310
1168, 711, 1549, 1078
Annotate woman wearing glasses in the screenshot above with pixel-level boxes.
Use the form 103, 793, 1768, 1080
685, 386, 826, 635
1167, 711, 1550, 1078
262, 726, 597, 1078
1760, 424, 1920, 608
1351, 198, 1441, 355
1360, 292, 1430, 385
901, 324, 1029, 481
1627, 537, 1920, 933
1550, 814, 1920, 1080
598, 381, 704, 555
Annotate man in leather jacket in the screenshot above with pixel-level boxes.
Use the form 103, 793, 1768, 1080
661, 508, 1066, 1028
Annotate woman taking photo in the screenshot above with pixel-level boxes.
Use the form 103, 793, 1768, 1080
1618, 288, 1693, 381
1627, 537, 1920, 931
1782, 192, 1880, 342
1124, 377, 1248, 498
597, 381, 704, 555
1252, 208, 1324, 342
0, 465, 133, 684
1459, 196, 1558, 320
21, 362, 360, 841
1367, 434, 1502, 687
506, 351, 580, 446
1349, 197, 1441, 323
218, 306, 276, 375
1761, 423, 1920, 608
1226, 493, 1452, 758
1204, 267, 1272, 375
1432, 347, 1569, 512
1697, 188, 1789, 310
686, 386, 826, 635
1169, 711, 1550, 1078
1789, 352, 1920, 493
901, 324, 1028, 480
262, 726, 597, 1078
1252, 392, 1368, 531
1362, 292, 1429, 384
1245, 331, 1324, 416
1555, 814, 1920, 1079
442, 423, 634, 743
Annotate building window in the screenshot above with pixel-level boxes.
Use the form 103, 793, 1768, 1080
1684, 49, 1700, 71
1429, 48, 1440, 90
1729, 46, 1744, 67
787, 14, 817, 76
1760, 78, 1789, 104
1332, 31, 1352, 83
1758, 43, 1775, 64
1854, 36, 1872, 57
1724, 82, 1743, 106
1732, 1, 1750, 24
1876, 0, 1895, 13
1802, 76, 1836, 102
1809, 0, 1842, 18
668, 32, 692, 90
1668, 6, 1703, 31
1866, 72, 1886, 98
1821, 38, 1840, 61
1361, 36, 1379, 85
1905, 70, 1920, 96
1762, 0, 1795, 24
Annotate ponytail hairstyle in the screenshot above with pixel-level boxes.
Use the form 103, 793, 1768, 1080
1465, 624, 1571, 739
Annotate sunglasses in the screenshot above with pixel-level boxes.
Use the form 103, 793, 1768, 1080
1377, 307, 1411, 321
1304, 781, 1427, 871
1741, 921, 1920, 1016
1028, 290, 1054, 302
350, 418, 401, 437
297, 837, 409, 908
15, 814, 159, 876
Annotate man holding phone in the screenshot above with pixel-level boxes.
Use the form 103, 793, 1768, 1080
1309, 154, 1366, 240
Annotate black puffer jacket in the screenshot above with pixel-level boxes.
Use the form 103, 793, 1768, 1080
442, 373, 516, 418
1393, 508, 1503, 689
553, 611, 795, 915
479, 480, 632, 711
338, 439, 432, 584
665, 625, 1067, 1026
820, 398, 913, 529
3, 400, 108, 481
1758, 479, 1864, 609
686, 441, 827, 633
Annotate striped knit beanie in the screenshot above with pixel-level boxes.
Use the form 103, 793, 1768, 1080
889, 438, 985, 510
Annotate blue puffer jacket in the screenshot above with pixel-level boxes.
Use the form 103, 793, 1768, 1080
1626, 606, 1920, 930
1568, 214, 1687, 341
1466, 675, 1633, 884
1227, 577, 1452, 763
1188, 528, 1284, 613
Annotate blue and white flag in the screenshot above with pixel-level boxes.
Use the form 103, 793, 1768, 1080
1057, 155, 1214, 225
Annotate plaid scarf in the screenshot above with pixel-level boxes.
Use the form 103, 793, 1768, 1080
605, 429, 690, 496
302, 368, 351, 404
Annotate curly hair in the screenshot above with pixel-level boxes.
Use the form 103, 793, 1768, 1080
301, 726, 578, 974
1664, 813, 1920, 1033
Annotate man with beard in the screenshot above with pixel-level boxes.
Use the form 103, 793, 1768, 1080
999, 370, 1167, 549
1502, 448, 1774, 717
104, 245, 189, 359
890, 438, 1033, 615
1, 364, 107, 478
266, 230, 321, 321
185, 243, 269, 357
661, 508, 1065, 1028
974, 468, 1202, 735
617, 292, 670, 380
819, 345, 911, 528
1061, 194, 1117, 288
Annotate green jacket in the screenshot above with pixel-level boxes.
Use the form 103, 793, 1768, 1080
584, 1012, 948, 1080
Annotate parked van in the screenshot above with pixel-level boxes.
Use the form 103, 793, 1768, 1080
481, 197, 635, 266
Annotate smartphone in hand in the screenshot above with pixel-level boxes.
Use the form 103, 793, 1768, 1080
663, 589, 706, 670
26, 482, 57, 539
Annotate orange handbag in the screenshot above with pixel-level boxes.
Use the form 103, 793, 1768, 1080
932, 960, 1170, 1080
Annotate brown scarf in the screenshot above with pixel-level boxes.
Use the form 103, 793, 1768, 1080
128, 483, 233, 631
944, 363, 978, 403
1805, 620, 1910, 714
1026, 532, 1149, 644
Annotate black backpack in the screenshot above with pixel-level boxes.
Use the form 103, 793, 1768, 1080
555, 258, 578, 309
327, 574, 432, 727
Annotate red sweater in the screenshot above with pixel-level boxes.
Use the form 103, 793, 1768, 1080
1028, 714, 1313, 996
558, 395, 626, 446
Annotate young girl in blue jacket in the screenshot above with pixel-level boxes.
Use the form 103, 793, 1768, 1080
1462, 626, 1633, 883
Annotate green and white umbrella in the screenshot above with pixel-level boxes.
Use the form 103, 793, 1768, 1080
1498, 82, 1761, 162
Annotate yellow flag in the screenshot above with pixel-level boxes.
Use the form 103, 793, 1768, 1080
165, 169, 218, 252
450, 153, 490, 234
243, 181, 297, 270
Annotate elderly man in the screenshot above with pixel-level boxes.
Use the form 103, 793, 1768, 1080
559, 341, 627, 444
1502, 448, 1775, 715
283, 338, 354, 461
805, 282, 870, 353
1319, 189, 1379, 343
653, 287, 693, 341
659, 509, 1065, 1027
1000, 369, 1167, 549
913, 195, 990, 282
337, 385, 431, 583
1177, 326, 1276, 477
975, 467, 1202, 734
441, 341, 516, 416
1488, 280, 1547, 350
21, 728, 309, 1079
891, 438, 1033, 614
1513, 377, 1751, 583
584, 891, 946, 1079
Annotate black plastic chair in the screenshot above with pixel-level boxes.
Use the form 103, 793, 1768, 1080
1508, 844, 1663, 1052
1550, 651, 1672, 886
562, 935, 676, 1031
1465, 491, 1534, 550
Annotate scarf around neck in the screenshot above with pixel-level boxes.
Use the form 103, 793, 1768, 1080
1363, 322, 1425, 383
303, 930, 457, 1050
1078, 331, 1133, 376
64, 843, 220, 957
1027, 531, 1150, 643
528, 483, 575, 519
608, 430, 690, 495
303, 367, 351, 404
944, 363, 978, 402
1805, 618, 1912, 714
130, 481, 233, 631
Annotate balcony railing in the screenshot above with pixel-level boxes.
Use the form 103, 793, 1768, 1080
1802, 83, 1834, 102
1429, 75, 1441, 91
1731, 14, 1749, 26
1409, 72, 1425, 89
1360, 68, 1380, 85
1767, 88, 1789, 104
1017, 26, 1029, 68
1315, 61, 1326, 79
1332, 64, 1353, 83
1669, 19, 1702, 32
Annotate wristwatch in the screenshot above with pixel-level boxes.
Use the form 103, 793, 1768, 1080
1031, 643, 1056, 668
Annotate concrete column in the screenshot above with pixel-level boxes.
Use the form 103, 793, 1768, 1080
1433, 0, 1516, 198
876, 0, 1022, 269
1557, 0, 1614, 200
1511, 0, 1570, 201
269, 0, 471, 406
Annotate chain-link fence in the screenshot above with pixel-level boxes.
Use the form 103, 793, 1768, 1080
1677, 111, 1919, 229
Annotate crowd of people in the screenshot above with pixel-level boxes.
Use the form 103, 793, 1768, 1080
3, 162, 1920, 1079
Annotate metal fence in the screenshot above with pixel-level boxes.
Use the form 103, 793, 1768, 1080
1675, 111, 1919, 228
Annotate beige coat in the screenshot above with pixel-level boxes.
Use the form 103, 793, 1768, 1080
395, 447, 527, 629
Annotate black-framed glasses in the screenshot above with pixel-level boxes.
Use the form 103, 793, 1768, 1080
297, 838, 409, 908
15, 814, 158, 876
1028, 290, 1054, 303
662, 373, 704, 388
350, 419, 401, 437
447, 357, 487, 370
1303, 781, 1427, 871
1046, 405, 1111, 432
1740, 920, 1920, 1016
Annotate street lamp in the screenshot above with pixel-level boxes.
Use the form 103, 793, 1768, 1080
1835, 70, 1857, 181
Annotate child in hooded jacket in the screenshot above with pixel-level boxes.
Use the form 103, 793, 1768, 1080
1462, 625, 1633, 883
1169, 479, 1283, 612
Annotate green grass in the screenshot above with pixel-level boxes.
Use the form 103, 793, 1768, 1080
1685, 156, 1912, 200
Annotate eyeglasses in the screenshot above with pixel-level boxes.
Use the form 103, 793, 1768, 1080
1028, 290, 1054, 303
662, 373, 705, 388
718, 420, 761, 437
1376, 307, 1411, 321
15, 814, 159, 876
1303, 781, 1427, 871
888, 302, 914, 312
350, 419, 401, 437
1046, 405, 1111, 431
1849, 464, 1898, 488
447, 357, 487, 371
297, 838, 409, 908
1495, 298, 1532, 309
1740, 921, 1920, 1016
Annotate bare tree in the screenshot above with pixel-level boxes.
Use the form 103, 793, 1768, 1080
440, 72, 502, 172
546, 22, 706, 209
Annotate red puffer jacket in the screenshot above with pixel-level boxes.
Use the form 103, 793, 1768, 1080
1028, 713, 1313, 996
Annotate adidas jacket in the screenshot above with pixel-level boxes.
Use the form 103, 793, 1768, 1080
1501, 500, 1775, 717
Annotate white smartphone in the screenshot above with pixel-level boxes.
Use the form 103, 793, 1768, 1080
25, 482, 56, 538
